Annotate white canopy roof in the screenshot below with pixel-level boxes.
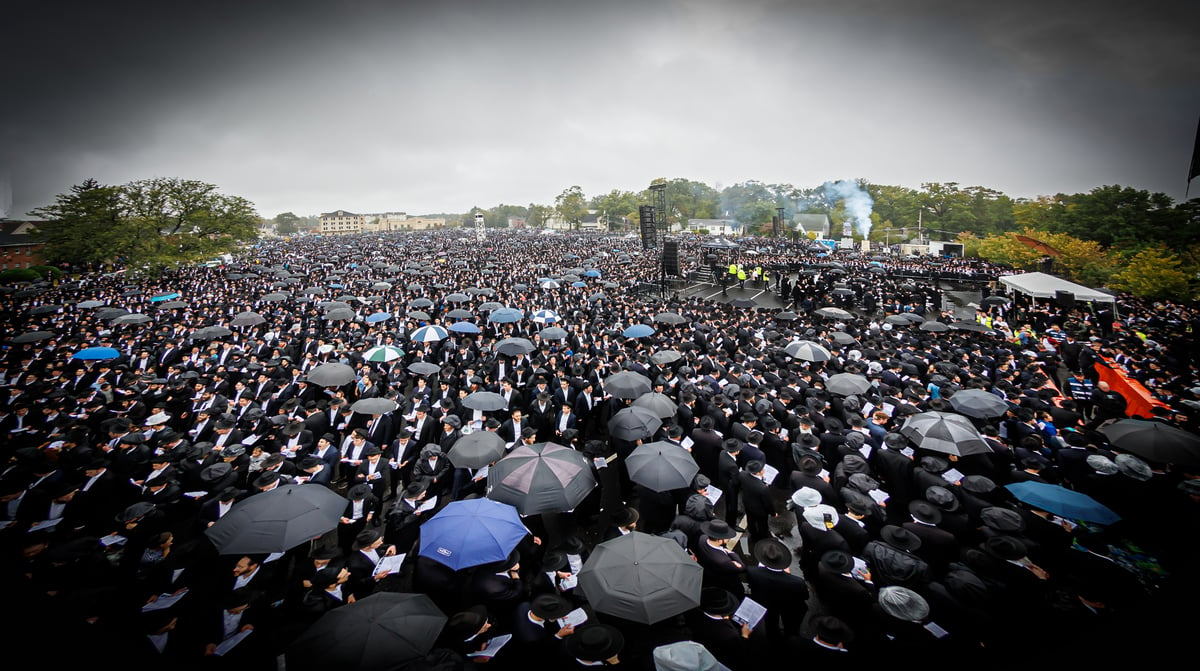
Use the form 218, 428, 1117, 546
998, 272, 1115, 303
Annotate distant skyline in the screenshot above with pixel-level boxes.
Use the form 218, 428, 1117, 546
2, 0, 1197, 219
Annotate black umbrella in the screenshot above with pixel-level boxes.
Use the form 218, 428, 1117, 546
462, 391, 508, 412
729, 298, 757, 308
899, 411, 992, 456
204, 484, 346, 554
407, 361, 442, 376
494, 337, 536, 356
650, 350, 682, 365
447, 431, 506, 469
920, 321, 949, 332
577, 532, 703, 624
230, 311, 266, 326
306, 362, 358, 387
607, 406, 663, 442
486, 442, 596, 515
948, 389, 1010, 419
1099, 419, 1200, 466
603, 371, 652, 400
631, 392, 678, 419
626, 442, 699, 492
12, 331, 55, 344
351, 398, 400, 414
824, 373, 871, 396
814, 307, 852, 320
829, 331, 858, 345
287, 593, 447, 671
653, 312, 688, 324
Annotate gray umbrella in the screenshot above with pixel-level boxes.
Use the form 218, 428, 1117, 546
631, 392, 678, 419
409, 298, 434, 308
919, 320, 949, 332
260, 292, 289, 302
446, 308, 474, 319
578, 531, 703, 625
287, 593, 447, 671
539, 326, 569, 340
494, 337, 536, 356
603, 371, 653, 400
814, 307, 853, 320
76, 299, 106, 308
12, 331, 55, 344
626, 442, 699, 492
447, 431, 507, 469
205, 484, 346, 554
193, 325, 233, 340
230, 311, 266, 326
407, 361, 442, 376
306, 362, 358, 387
899, 411, 992, 456
829, 331, 859, 345
486, 442, 596, 515
462, 391, 508, 412
824, 373, 871, 397
112, 312, 152, 324
784, 340, 833, 362
653, 312, 688, 324
351, 397, 399, 415
948, 389, 1009, 419
607, 406, 663, 441
650, 350, 682, 365
325, 308, 356, 321
445, 292, 470, 303
95, 307, 129, 320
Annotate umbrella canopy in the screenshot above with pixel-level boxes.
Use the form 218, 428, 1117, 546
1099, 419, 1200, 466
1005, 481, 1121, 525
631, 392, 678, 419
76, 299, 106, 308
446, 431, 507, 469
287, 593, 447, 671
607, 406, 663, 441
193, 325, 233, 340
824, 373, 872, 397
365, 311, 392, 323
814, 307, 853, 320
577, 532, 703, 624
829, 331, 858, 345
650, 350, 682, 365
12, 331, 55, 344
626, 442, 699, 492
494, 337, 536, 356
729, 298, 757, 308
445, 292, 470, 303
948, 389, 1010, 419
409, 297, 434, 308
156, 300, 188, 309
604, 371, 653, 400
919, 320, 950, 332
784, 340, 832, 362
487, 442, 596, 516
653, 312, 688, 324
488, 307, 524, 323
462, 391, 508, 412
446, 308, 474, 319
775, 311, 798, 321
230, 311, 266, 326
539, 326, 568, 340
325, 307, 356, 321
622, 323, 656, 339
363, 345, 405, 362
204, 484, 346, 554
351, 397, 399, 414
407, 310, 431, 321
409, 325, 449, 342
149, 292, 181, 302
307, 362, 358, 387
260, 292, 289, 302
449, 321, 481, 334
418, 498, 528, 571
531, 309, 559, 324
899, 411, 992, 456
112, 312, 152, 325
408, 361, 442, 376
72, 346, 121, 360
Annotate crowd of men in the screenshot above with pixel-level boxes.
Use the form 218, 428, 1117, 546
2, 228, 1199, 669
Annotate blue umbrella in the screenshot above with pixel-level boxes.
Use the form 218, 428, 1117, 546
149, 292, 180, 302
72, 346, 121, 360
622, 323, 656, 339
449, 321, 481, 334
365, 312, 392, 323
571, 281, 587, 288
1004, 481, 1121, 525
488, 307, 524, 323
329, 283, 344, 289
418, 498, 529, 571
583, 269, 601, 277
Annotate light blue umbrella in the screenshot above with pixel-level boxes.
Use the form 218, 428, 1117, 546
365, 312, 392, 323
571, 281, 587, 288
149, 292, 180, 302
73, 346, 122, 360
409, 325, 449, 342
622, 324, 656, 339
583, 269, 601, 277
449, 321, 481, 334
488, 308, 524, 323
418, 499, 528, 571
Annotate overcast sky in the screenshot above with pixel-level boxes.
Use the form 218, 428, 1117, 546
2, 0, 1197, 220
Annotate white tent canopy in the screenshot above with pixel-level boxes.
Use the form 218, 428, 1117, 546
998, 272, 1115, 303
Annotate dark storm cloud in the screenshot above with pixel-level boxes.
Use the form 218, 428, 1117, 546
3, 0, 1197, 219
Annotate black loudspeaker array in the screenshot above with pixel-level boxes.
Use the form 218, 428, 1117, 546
1055, 290, 1075, 308
662, 239, 680, 276
639, 205, 657, 250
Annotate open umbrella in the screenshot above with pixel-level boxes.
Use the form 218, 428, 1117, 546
407, 310, 431, 321
604, 371, 653, 400
539, 326, 568, 340
488, 308, 524, 323
156, 300, 188, 309
287, 593, 447, 671
824, 373, 871, 397
351, 397, 399, 414
486, 442, 596, 516
447, 431, 506, 469
784, 340, 832, 362
829, 331, 859, 345
445, 292, 470, 303
462, 391, 508, 412
948, 389, 1010, 419
409, 325, 449, 342
814, 307, 853, 320
495, 337, 536, 356
418, 498, 529, 571
325, 307, 356, 321
408, 362, 442, 376
446, 308, 474, 319
653, 312, 688, 324
899, 411, 992, 456
1005, 481, 1121, 525
449, 321, 481, 334
193, 325, 233, 340
409, 297, 434, 309
112, 313, 152, 325
626, 442, 699, 492
306, 362, 358, 387
11, 331, 55, 344
531, 309, 559, 324
363, 345, 405, 362
365, 311, 392, 323
204, 484, 346, 554
230, 311, 266, 326
622, 323, 656, 339
76, 299, 106, 308
72, 346, 121, 360
650, 350, 682, 365
919, 320, 949, 332
1099, 419, 1200, 466
729, 298, 757, 308
578, 532, 703, 624
775, 311, 798, 321
631, 392, 678, 419
607, 406, 663, 442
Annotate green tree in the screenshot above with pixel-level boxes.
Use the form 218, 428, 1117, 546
1110, 245, 1193, 301
590, 190, 640, 230
554, 186, 587, 228
1058, 185, 1180, 248
527, 203, 551, 228
32, 177, 259, 273
274, 211, 302, 235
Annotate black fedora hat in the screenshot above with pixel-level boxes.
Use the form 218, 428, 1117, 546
924, 485, 961, 513
699, 587, 739, 616
753, 538, 792, 571
530, 593, 574, 620
908, 500, 943, 526
880, 525, 922, 552
820, 549, 855, 573
700, 519, 737, 540
565, 624, 624, 663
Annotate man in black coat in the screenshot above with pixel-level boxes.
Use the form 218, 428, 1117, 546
737, 460, 777, 551
745, 538, 809, 644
